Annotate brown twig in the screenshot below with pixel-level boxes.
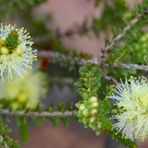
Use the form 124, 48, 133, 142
38, 50, 98, 65
0, 109, 77, 118
103, 63, 148, 71
38, 51, 148, 71
102, 73, 118, 84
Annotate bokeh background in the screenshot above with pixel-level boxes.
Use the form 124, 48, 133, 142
1, 0, 147, 147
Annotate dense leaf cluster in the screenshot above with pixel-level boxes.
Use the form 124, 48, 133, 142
75, 64, 102, 100
75, 64, 137, 148
0, 0, 46, 19
0, 121, 19, 148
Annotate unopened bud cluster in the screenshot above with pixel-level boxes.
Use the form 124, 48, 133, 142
76, 96, 101, 135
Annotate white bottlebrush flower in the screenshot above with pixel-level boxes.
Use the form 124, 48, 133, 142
110, 77, 148, 141
0, 71, 47, 109
0, 24, 37, 81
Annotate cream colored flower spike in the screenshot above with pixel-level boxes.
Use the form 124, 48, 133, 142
0, 71, 47, 109
0, 24, 37, 82
110, 77, 148, 141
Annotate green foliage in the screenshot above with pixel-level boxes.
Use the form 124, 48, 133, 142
58, 102, 69, 126
0, 0, 46, 19
75, 64, 111, 135
45, 45, 92, 73
75, 64, 137, 147
111, 129, 138, 148
136, 0, 148, 14
108, 0, 148, 62
75, 64, 102, 100
92, 0, 128, 34
97, 98, 137, 147
0, 121, 19, 148
48, 102, 74, 127
0, 102, 74, 146
103, 1, 148, 81
94, 0, 100, 7
98, 99, 112, 131
107, 28, 148, 65
16, 117, 29, 142
48, 102, 62, 127
0, 98, 39, 111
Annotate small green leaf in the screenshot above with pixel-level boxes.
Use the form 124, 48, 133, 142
16, 117, 29, 142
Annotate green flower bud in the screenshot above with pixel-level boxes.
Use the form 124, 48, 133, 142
91, 109, 98, 116
89, 117, 96, 124
79, 104, 85, 111
97, 122, 101, 129
89, 96, 98, 103
82, 109, 89, 117
91, 102, 98, 108
82, 118, 88, 125
141, 33, 148, 42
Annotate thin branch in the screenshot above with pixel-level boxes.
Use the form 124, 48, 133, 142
105, 10, 147, 51
103, 63, 148, 71
38, 51, 148, 71
38, 50, 98, 65
38, 51, 117, 82
103, 74, 118, 84
0, 109, 77, 118
101, 9, 148, 60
